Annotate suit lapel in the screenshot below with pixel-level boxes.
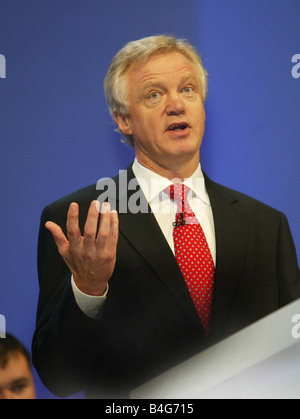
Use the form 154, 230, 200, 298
112, 165, 206, 335
106, 166, 249, 338
204, 175, 250, 336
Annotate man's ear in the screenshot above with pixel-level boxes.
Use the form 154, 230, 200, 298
113, 112, 133, 136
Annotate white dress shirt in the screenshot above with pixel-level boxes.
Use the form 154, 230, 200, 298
71, 158, 216, 318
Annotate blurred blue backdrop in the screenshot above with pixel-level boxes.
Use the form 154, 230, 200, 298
0, 0, 299, 398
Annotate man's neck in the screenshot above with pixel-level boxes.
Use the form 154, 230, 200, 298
135, 155, 200, 182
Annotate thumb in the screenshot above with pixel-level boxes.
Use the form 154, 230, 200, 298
45, 221, 69, 254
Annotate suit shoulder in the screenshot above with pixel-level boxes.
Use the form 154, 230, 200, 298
40, 166, 126, 222
205, 175, 283, 216
42, 183, 99, 217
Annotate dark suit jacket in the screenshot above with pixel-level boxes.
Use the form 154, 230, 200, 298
32, 164, 300, 398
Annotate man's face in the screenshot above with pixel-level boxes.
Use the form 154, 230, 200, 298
0, 354, 36, 399
115, 51, 206, 176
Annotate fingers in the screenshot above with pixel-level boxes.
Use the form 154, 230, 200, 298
97, 202, 119, 256
70, 200, 118, 258
46, 200, 119, 263
83, 201, 100, 253
45, 221, 69, 254
66, 202, 81, 247
46, 200, 119, 294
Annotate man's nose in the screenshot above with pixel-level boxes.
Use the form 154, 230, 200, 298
166, 93, 185, 115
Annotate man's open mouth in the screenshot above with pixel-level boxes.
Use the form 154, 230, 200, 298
167, 123, 189, 132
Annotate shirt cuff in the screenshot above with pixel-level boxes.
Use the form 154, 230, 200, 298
71, 275, 108, 319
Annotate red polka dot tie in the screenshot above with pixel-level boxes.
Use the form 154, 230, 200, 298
165, 183, 215, 336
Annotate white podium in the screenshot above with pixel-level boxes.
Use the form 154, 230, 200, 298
131, 299, 300, 399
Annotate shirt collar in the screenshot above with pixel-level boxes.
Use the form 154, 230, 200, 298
132, 158, 211, 206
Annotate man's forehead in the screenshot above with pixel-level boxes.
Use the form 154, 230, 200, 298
128, 52, 198, 84
0, 353, 31, 378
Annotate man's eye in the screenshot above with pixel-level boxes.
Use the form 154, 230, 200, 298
148, 91, 160, 99
183, 86, 193, 93
12, 384, 26, 394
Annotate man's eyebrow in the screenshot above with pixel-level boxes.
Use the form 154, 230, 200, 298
140, 73, 199, 90
180, 74, 199, 84
0, 377, 29, 393
139, 81, 164, 95
11, 377, 30, 386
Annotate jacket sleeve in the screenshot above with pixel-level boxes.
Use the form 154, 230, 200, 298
277, 212, 300, 306
32, 203, 107, 397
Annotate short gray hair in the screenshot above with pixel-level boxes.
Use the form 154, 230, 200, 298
103, 35, 208, 146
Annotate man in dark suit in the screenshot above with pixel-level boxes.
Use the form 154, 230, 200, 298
32, 35, 300, 399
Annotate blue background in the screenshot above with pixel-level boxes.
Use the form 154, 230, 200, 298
0, 0, 299, 398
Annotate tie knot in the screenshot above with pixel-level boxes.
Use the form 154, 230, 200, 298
164, 183, 190, 212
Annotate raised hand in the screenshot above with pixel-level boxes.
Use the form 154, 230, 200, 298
45, 200, 119, 296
